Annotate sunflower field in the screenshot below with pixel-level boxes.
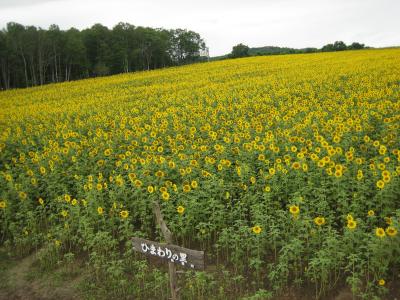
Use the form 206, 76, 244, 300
0, 49, 400, 299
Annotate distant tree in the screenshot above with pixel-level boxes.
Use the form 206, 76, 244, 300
230, 43, 249, 58
47, 24, 64, 82
333, 41, 347, 51
6, 22, 30, 87
0, 30, 11, 89
169, 29, 205, 65
82, 24, 111, 76
348, 42, 365, 50
64, 28, 87, 80
0, 22, 207, 89
303, 47, 318, 53
110, 22, 132, 73
321, 43, 334, 52
322, 41, 348, 52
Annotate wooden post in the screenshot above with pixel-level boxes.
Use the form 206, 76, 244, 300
153, 201, 180, 300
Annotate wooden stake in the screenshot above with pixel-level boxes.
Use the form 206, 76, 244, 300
153, 201, 180, 300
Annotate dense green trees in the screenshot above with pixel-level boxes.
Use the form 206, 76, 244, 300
0, 22, 207, 90
230, 43, 250, 58
321, 40, 365, 52
225, 41, 367, 60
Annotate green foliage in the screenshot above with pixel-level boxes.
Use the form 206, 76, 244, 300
230, 43, 250, 58
0, 22, 207, 90
215, 41, 367, 61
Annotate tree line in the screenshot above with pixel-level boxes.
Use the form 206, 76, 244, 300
0, 22, 207, 90
228, 41, 367, 58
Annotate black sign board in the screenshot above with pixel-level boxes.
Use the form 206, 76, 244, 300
132, 237, 204, 270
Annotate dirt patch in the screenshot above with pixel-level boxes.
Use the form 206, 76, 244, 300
0, 252, 82, 300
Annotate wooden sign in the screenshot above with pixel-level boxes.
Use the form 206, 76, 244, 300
131, 237, 204, 270
131, 201, 204, 300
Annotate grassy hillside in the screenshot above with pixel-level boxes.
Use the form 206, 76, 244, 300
1, 49, 400, 299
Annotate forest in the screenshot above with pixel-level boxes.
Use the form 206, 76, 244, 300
0, 22, 207, 90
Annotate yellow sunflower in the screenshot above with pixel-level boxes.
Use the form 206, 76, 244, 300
314, 217, 326, 226
177, 205, 185, 214
386, 226, 397, 237
252, 225, 262, 234
289, 205, 300, 215
161, 191, 170, 201
375, 228, 385, 238
120, 210, 129, 219
347, 220, 357, 230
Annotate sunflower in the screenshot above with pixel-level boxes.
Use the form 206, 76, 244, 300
367, 210, 375, 217
39, 166, 46, 175
252, 225, 262, 234
347, 220, 357, 230
376, 180, 385, 189
38, 198, 44, 205
120, 210, 129, 219
147, 185, 154, 193
191, 180, 198, 188
183, 184, 191, 192
334, 169, 343, 178
155, 170, 164, 177
378, 279, 385, 286
314, 217, 326, 226
60, 210, 68, 217
289, 205, 300, 215
161, 191, 170, 201
104, 148, 112, 156
375, 227, 386, 238
386, 226, 397, 237
292, 162, 301, 170
97, 207, 104, 215
177, 206, 185, 214
384, 217, 393, 225
0, 201, 6, 209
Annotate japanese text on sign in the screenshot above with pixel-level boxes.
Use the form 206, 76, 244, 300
131, 237, 205, 270
140, 242, 195, 268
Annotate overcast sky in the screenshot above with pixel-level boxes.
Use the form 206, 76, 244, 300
0, 0, 399, 56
